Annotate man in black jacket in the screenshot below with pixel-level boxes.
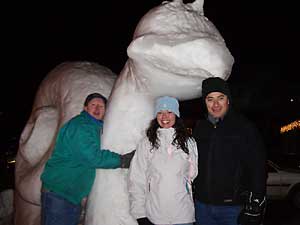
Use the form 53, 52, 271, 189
193, 77, 267, 225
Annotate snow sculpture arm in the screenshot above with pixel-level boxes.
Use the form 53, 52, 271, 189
16, 106, 59, 203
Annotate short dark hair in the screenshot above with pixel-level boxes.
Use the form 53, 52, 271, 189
84, 93, 107, 106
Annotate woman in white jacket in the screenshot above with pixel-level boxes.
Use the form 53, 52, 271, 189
128, 96, 198, 225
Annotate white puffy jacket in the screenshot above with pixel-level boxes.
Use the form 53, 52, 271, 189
128, 128, 198, 225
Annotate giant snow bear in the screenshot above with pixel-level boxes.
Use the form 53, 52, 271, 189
86, 0, 233, 224
14, 62, 117, 225
14, 0, 234, 225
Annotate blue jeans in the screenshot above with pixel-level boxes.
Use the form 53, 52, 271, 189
195, 200, 241, 225
157, 223, 193, 225
175, 223, 193, 225
41, 191, 81, 225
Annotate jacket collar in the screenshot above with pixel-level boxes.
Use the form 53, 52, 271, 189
81, 111, 103, 126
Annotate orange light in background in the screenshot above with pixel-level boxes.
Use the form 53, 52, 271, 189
280, 120, 300, 134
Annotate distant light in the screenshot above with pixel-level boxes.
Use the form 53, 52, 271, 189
7, 159, 16, 164
290, 98, 294, 102
280, 120, 300, 134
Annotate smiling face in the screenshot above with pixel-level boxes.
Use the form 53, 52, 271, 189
156, 110, 176, 128
84, 98, 106, 120
205, 92, 229, 119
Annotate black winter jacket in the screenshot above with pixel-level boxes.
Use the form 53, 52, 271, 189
192, 110, 266, 205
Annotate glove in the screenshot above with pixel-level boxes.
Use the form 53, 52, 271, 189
137, 217, 154, 225
238, 192, 266, 225
120, 150, 136, 168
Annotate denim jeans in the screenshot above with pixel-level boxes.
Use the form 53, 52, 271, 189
157, 223, 193, 225
174, 223, 194, 225
195, 200, 241, 225
41, 191, 81, 225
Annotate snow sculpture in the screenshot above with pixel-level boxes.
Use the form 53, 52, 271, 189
86, 0, 234, 224
0, 189, 14, 224
14, 62, 117, 225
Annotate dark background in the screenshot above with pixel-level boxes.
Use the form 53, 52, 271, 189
0, 2, 300, 223
1, 0, 299, 156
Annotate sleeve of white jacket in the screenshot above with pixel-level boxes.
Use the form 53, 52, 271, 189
188, 138, 198, 181
128, 138, 149, 219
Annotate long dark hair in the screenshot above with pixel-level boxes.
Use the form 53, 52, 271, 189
146, 116, 192, 154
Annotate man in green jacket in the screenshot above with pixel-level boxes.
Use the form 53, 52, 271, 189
40, 93, 135, 225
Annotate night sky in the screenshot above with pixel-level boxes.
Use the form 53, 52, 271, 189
1, 0, 299, 135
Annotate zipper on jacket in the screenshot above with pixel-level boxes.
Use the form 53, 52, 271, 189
207, 123, 217, 202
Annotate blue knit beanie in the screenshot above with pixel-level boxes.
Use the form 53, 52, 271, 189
154, 96, 180, 117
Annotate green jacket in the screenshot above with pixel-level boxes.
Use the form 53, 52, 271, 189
41, 111, 121, 205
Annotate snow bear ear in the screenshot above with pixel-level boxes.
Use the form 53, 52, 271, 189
19, 106, 59, 165
190, 0, 204, 11
181, 0, 204, 13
